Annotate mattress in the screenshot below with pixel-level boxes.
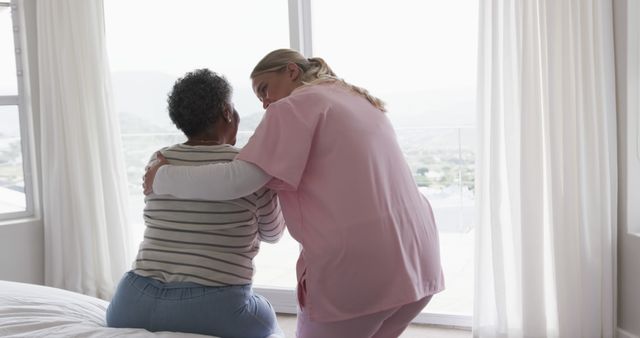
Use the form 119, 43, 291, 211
0, 280, 214, 337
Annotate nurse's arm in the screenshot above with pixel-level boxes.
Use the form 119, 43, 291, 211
145, 152, 272, 201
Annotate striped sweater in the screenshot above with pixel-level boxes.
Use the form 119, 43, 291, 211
133, 143, 285, 286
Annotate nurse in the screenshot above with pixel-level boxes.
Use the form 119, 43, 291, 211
144, 48, 444, 338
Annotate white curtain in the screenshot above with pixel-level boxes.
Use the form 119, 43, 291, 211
37, 0, 133, 300
474, 0, 617, 337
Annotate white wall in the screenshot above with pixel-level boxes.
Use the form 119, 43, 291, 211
614, 0, 640, 337
0, 0, 43, 285
0, 219, 42, 283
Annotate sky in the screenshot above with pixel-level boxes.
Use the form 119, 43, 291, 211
105, 0, 290, 89
2, 1, 479, 129
0, 5, 18, 96
104, 0, 478, 125
311, 0, 478, 92
2, 0, 478, 106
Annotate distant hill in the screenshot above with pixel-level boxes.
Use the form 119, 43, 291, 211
112, 70, 265, 133
378, 88, 476, 129
111, 71, 475, 134
111, 71, 176, 133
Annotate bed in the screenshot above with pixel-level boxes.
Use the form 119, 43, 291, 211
0, 280, 214, 337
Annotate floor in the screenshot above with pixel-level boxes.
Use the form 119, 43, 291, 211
276, 314, 472, 338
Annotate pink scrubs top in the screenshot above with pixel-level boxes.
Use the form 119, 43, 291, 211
237, 83, 444, 322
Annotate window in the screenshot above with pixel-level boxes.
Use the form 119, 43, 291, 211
0, 1, 33, 220
106, 0, 477, 326
310, 0, 477, 324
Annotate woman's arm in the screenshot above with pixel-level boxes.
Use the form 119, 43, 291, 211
144, 152, 272, 200
255, 190, 286, 243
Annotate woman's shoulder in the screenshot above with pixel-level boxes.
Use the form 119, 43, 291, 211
151, 144, 240, 165
162, 143, 240, 153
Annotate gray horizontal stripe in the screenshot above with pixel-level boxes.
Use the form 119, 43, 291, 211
241, 197, 256, 207
260, 232, 282, 240
136, 258, 252, 281
256, 189, 270, 200
144, 235, 254, 249
258, 204, 279, 218
146, 224, 258, 238
165, 157, 233, 163
175, 144, 235, 150
139, 248, 253, 271
145, 215, 255, 226
234, 252, 254, 260
257, 194, 277, 210
168, 149, 238, 155
145, 208, 250, 215
147, 198, 236, 204
258, 210, 283, 226
134, 268, 232, 286
260, 218, 284, 232
146, 197, 256, 207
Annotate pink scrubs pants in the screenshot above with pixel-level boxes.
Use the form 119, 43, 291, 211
296, 295, 432, 338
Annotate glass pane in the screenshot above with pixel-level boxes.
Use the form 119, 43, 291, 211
0, 105, 26, 213
105, 0, 297, 288
0, 4, 18, 96
312, 0, 478, 315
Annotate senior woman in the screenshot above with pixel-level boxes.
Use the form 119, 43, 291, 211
108, 69, 285, 338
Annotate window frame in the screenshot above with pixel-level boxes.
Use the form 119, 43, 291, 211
0, 0, 36, 222
625, 0, 640, 237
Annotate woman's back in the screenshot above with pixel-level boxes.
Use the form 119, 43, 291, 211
135, 143, 285, 287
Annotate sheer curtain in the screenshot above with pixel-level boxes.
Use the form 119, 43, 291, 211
474, 0, 617, 337
37, 0, 133, 299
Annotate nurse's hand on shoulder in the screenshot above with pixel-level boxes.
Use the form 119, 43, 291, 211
143, 151, 169, 195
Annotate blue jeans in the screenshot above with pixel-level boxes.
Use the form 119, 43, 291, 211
106, 271, 282, 338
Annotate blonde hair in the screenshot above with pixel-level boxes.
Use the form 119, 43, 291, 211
250, 48, 386, 112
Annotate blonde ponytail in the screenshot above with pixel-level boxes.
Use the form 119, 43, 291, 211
251, 49, 386, 112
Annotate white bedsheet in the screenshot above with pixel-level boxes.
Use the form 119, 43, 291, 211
0, 280, 214, 338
